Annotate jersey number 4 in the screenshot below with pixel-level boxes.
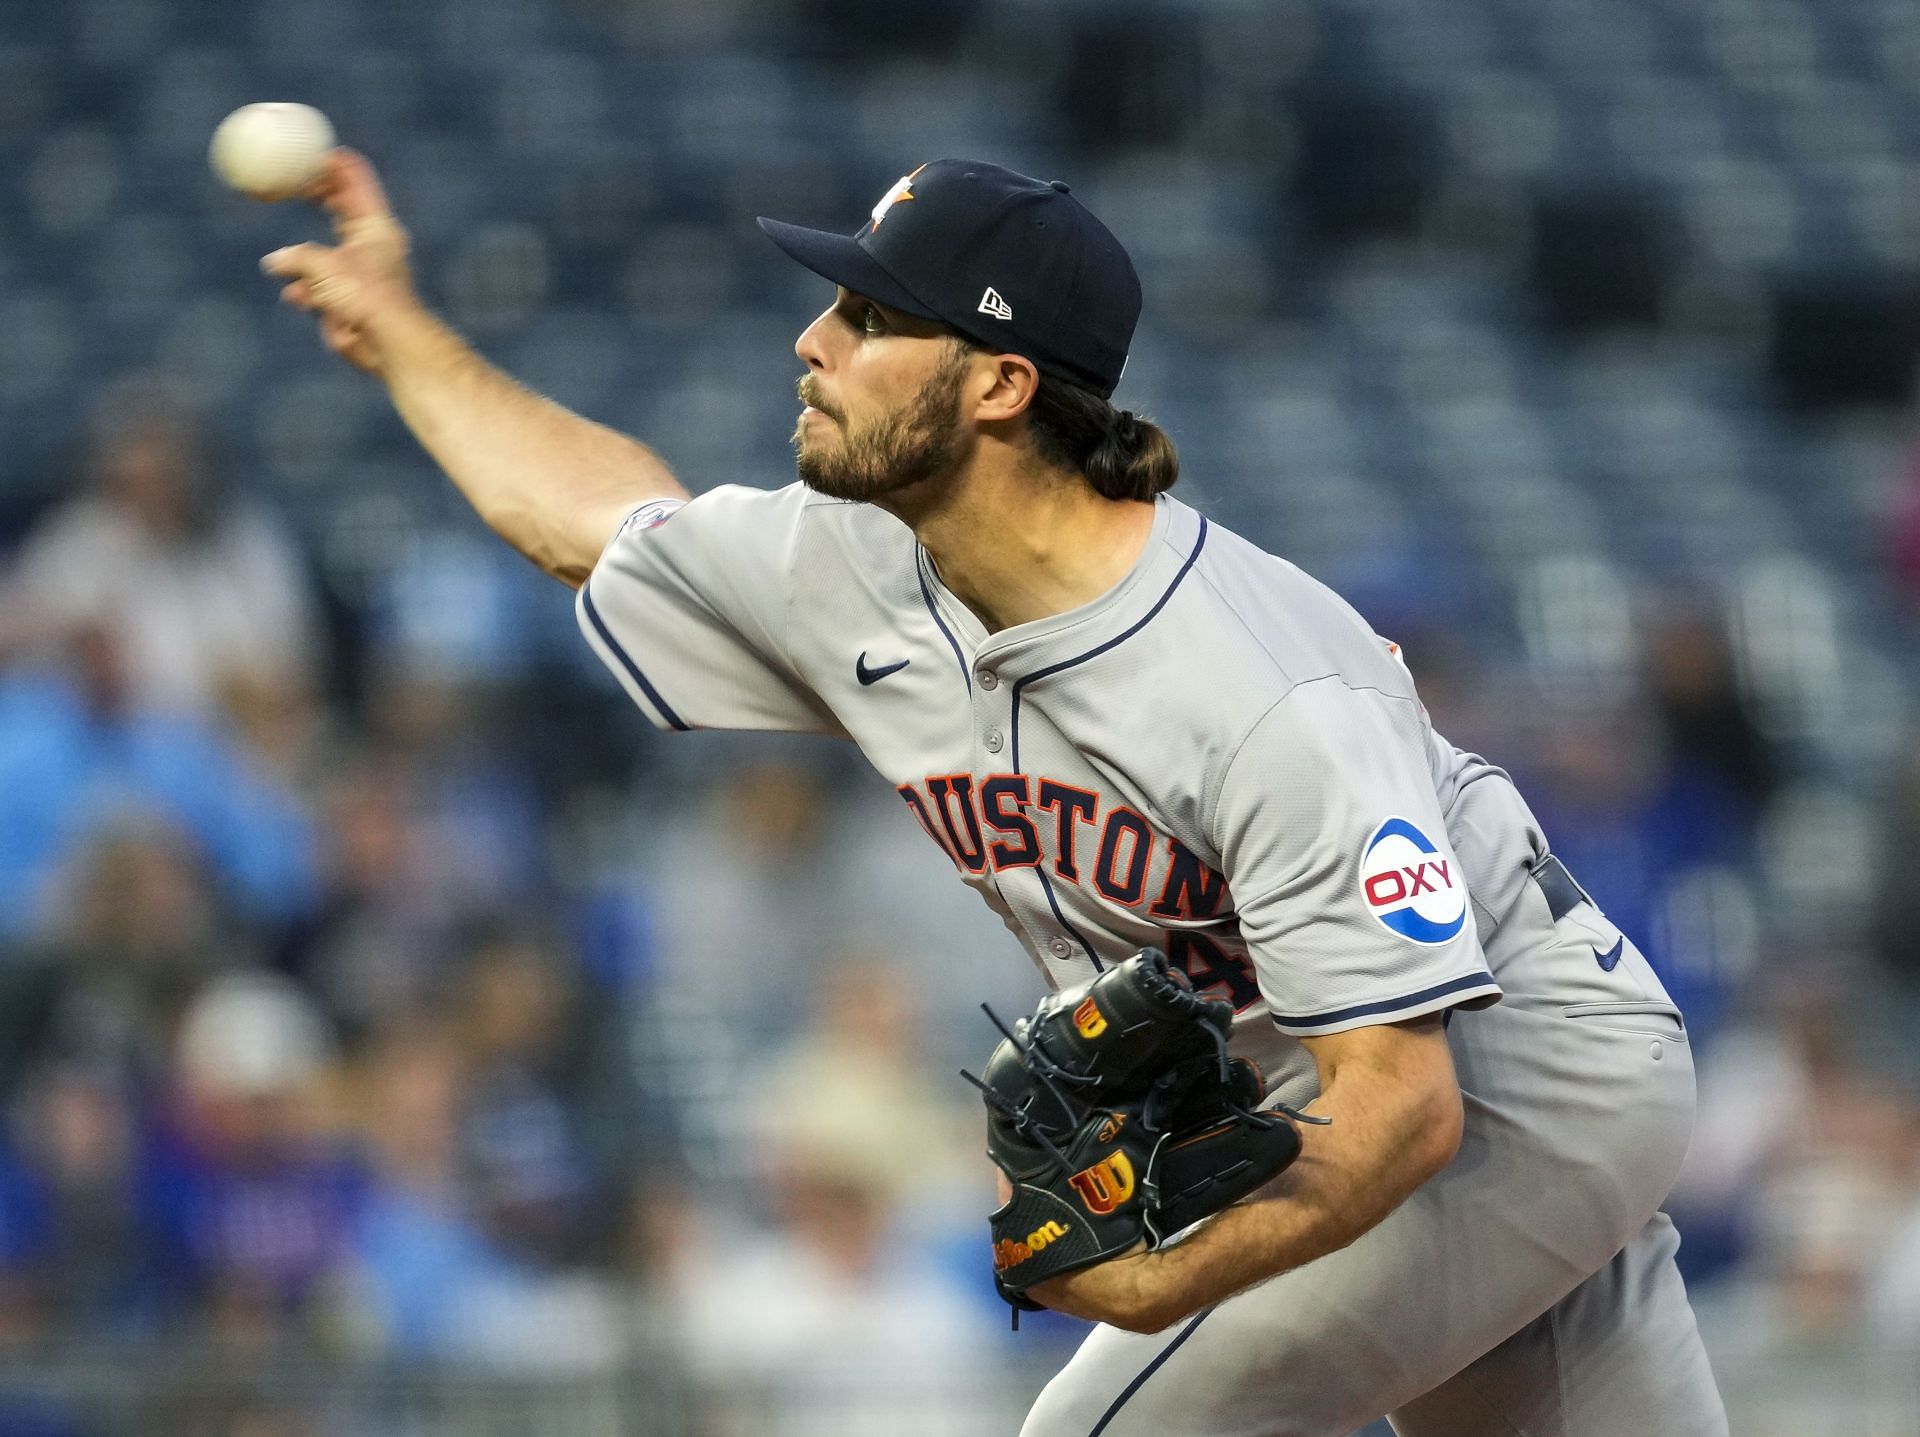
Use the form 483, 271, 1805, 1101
1167, 932, 1262, 1011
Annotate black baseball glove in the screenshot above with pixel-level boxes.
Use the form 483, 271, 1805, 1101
965, 949, 1320, 1319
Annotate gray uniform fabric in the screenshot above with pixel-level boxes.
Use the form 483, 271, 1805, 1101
1017, 884, 1726, 1437
578, 484, 1729, 1435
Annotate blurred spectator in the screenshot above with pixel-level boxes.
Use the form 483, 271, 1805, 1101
0, 1126, 49, 1346
8, 388, 322, 724
1517, 696, 1748, 993
342, 1020, 627, 1369
0, 818, 234, 1090
755, 958, 980, 1227
669, 1155, 999, 1437
0, 644, 319, 938
288, 756, 479, 1044
631, 743, 1040, 1160
1643, 604, 1781, 825
141, 973, 362, 1349
1514, 605, 1778, 1035
1677, 981, 1920, 1348
0, 1061, 148, 1339
1867, 730, 1920, 997
452, 927, 633, 1268
342, 1023, 495, 1354
641, 747, 843, 1033
362, 664, 550, 910
634, 958, 1006, 1432
1871, 1188, 1920, 1340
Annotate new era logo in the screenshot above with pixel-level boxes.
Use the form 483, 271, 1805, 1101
978, 286, 1012, 321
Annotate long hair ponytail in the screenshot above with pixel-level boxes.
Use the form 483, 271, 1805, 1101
1023, 374, 1180, 501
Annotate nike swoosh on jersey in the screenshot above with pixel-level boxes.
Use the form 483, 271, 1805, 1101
1594, 937, 1624, 972
856, 652, 910, 686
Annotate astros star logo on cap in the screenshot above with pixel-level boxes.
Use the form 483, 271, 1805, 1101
868, 164, 927, 232
759, 158, 1143, 397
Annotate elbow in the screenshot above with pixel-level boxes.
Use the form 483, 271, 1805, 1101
493, 509, 597, 589
1115, 1306, 1181, 1337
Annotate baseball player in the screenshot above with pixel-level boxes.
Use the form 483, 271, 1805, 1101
263, 151, 1730, 1435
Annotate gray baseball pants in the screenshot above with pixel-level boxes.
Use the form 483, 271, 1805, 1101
1019, 866, 1731, 1437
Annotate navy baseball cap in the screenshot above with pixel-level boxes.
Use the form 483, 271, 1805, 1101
757, 159, 1141, 398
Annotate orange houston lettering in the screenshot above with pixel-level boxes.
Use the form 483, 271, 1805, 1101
907, 771, 1242, 916
980, 772, 1042, 869
926, 774, 987, 873
1067, 1150, 1137, 1215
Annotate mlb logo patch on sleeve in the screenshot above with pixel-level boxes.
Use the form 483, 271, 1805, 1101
619, 498, 685, 537
1358, 817, 1467, 945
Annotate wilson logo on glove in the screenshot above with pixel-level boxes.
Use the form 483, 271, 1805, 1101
1068, 1151, 1137, 1214
993, 1220, 1071, 1271
965, 948, 1324, 1326
1073, 996, 1108, 1039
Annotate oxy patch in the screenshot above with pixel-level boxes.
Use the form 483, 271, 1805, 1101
1359, 817, 1467, 946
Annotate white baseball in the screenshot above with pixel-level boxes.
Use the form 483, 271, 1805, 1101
209, 102, 335, 202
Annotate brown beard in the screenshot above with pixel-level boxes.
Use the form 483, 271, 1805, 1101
792, 345, 971, 502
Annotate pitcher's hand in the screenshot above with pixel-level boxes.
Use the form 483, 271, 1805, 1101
261, 149, 419, 376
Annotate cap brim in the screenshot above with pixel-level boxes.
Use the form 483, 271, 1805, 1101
756, 217, 942, 322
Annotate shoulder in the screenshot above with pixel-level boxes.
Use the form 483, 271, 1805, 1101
1176, 503, 1417, 708
609, 483, 909, 561
591, 484, 921, 629
597, 482, 828, 574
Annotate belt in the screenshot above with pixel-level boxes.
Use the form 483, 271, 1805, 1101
1531, 853, 1593, 922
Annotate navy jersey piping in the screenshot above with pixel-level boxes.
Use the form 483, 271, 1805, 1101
916, 559, 972, 691
1005, 518, 1207, 967
1270, 970, 1499, 1032
580, 582, 690, 732
1008, 517, 1209, 771
1086, 1307, 1215, 1436
1036, 868, 1105, 974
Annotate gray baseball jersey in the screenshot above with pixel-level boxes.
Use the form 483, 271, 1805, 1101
578, 485, 1533, 1099
578, 481, 1729, 1435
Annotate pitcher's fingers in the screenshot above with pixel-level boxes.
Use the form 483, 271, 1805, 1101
300, 149, 349, 210
280, 280, 317, 312
318, 148, 394, 230
319, 314, 363, 359
261, 241, 334, 280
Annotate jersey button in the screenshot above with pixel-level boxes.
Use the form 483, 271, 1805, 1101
977, 669, 998, 690
1048, 937, 1072, 958
983, 728, 1004, 753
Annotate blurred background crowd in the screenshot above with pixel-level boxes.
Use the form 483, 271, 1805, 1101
1, 0, 1920, 1431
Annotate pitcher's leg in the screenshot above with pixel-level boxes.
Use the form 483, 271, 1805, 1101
1388, 1213, 1729, 1437
1019, 1008, 1700, 1437
1018, 1289, 1418, 1437
1018, 1312, 1245, 1437
1019, 1127, 1616, 1437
